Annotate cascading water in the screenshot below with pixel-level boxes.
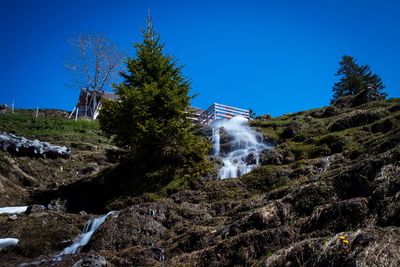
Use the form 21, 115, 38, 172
211, 116, 270, 179
54, 211, 116, 259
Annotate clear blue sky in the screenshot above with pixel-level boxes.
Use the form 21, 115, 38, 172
0, 0, 399, 116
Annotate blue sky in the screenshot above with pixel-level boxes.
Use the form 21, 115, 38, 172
0, 0, 399, 116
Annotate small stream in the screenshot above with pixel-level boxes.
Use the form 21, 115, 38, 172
54, 211, 116, 259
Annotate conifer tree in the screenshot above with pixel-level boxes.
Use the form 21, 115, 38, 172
99, 16, 210, 172
331, 55, 386, 103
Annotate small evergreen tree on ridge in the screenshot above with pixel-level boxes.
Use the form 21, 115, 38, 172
331, 55, 387, 104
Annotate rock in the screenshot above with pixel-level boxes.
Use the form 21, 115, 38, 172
47, 198, 67, 212
8, 214, 18, 221
25, 204, 46, 215
81, 166, 96, 175
244, 153, 257, 165
260, 149, 284, 165
72, 254, 111, 267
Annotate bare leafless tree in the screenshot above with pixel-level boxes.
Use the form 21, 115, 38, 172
65, 33, 124, 93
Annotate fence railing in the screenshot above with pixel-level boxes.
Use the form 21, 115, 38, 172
197, 103, 250, 124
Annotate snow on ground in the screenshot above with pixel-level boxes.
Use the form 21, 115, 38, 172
0, 206, 28, 214
0, 238, 19, 251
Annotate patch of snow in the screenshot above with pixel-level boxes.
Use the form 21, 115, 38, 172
0, 206, 28, 214
0, 238, 19, 251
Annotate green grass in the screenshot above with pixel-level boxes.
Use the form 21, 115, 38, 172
0, 112, 107, 144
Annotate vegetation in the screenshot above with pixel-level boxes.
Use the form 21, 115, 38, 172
99, 17, 211, 185
331, 55, 387, 103
0, 111, 105, 144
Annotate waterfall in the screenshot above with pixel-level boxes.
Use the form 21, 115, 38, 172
55, 211, 115, 258
211, 116, 269, 179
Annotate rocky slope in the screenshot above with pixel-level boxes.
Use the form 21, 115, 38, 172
0, 98, 400, 266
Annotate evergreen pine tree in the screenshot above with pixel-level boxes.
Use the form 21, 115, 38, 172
99, 16, 210, 173
331, 55, 386, 104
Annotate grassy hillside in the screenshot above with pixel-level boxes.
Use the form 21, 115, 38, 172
0, 110, 113, 206
1, 99, 400, 266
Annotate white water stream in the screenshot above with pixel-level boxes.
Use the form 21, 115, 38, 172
211, 116, 269, 179
55, 211, 116, 259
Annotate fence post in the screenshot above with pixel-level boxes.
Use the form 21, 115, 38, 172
75, 107, 79, 121
35, 107, 39, 119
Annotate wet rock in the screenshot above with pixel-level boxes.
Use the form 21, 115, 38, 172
72, 254, 111, 267
245, 153, 257, 165
25, 204, 46, 215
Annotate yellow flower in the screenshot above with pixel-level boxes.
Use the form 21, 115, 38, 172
342, 240, 349, 245
339, 235, 346, 240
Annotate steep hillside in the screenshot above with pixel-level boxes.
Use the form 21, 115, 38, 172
1, 99, 400, 266
0, 110, 114, 206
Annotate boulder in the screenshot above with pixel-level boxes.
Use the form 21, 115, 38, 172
244, 153, 257, 165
